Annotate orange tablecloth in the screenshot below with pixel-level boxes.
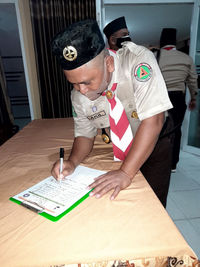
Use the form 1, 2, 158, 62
0, 118, 199, 267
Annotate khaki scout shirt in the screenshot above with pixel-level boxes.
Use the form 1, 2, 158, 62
159, 47, 198, 99
71, 42, 172, 138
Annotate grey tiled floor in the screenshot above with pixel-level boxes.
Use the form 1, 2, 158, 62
166, 150, 200, 258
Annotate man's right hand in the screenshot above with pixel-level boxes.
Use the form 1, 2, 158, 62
51, 160, 75, 181
188, 99, 196, 111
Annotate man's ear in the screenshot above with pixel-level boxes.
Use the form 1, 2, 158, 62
109, 35, 116, 46
105, 55, 114, 73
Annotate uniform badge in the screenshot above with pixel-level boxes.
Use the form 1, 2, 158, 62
134, 63, 152, 82
87, 110, 106, 120
106, 90, 113, 99
92, 106, 97, 112
131, 110, 139, 119
63, 46, 77, 61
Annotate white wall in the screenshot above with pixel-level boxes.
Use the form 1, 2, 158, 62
102, 3, 193, 47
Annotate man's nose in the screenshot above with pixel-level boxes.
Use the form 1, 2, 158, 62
79, 84, 88, 94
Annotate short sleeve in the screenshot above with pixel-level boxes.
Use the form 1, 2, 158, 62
71, 90, 97, 138
131, 48, 173, 120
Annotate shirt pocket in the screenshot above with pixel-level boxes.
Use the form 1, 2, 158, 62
123, 98, 141, 137
85, 99, 110, 129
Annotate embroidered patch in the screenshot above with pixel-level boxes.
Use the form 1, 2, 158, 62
72, 106, 77, 117
134, 63, 152, 82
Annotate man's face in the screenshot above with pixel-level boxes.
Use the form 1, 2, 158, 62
64, 56, 114, 101
114, 28, 129, 39
109, 28, 130, 50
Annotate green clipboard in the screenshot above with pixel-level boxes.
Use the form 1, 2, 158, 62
9, 166, 104, 222
9, 190, 92, 222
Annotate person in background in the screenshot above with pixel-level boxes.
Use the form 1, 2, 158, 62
158, 28, 198, 172
103, 16, 131, 51
51, 19, 173, 207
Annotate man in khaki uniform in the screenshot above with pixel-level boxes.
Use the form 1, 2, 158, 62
158, 28, 198, 172
51, 19, 172, 207
103, 18, 174, 206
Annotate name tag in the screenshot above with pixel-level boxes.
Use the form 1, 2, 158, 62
87, 110, 106, 120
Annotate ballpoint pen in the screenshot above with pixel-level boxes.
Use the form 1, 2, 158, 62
59, 148, 64, 181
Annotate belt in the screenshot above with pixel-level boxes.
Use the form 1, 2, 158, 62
168, 91, 185, 96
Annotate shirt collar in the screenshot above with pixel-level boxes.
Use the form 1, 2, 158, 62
162, 45, 176, 50
107, 49, 121, 91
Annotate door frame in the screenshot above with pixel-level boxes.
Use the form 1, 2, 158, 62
0, 0, 41, 120
182, 0, 200, 156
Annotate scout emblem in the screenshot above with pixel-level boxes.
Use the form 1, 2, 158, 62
101, 128, 111, 144
131, 111, 139, 119
134, 63, 152, 82
63, 46, 77, 61
106, 90, 113, 99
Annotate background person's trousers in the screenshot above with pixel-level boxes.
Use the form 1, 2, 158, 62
140, 116, 173, 208
168, 91, 187, 169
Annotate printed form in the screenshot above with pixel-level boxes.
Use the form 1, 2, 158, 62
12, 166, 106, 217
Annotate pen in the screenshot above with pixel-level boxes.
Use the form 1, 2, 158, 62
59, 148, 64, 181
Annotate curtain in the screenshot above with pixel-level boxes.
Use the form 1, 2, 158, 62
0, 56, 19, 145
0, 55, 14, 124
29, 0, 96, 118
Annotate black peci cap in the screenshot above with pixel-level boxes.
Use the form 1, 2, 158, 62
103, 16, 128, 40
160, 28, 177, 48
51, 19, 105, 70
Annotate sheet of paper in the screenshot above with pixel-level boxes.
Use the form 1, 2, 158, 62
13, 166, 106, 217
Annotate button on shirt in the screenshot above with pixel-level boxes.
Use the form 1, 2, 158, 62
71, 42, 172, 138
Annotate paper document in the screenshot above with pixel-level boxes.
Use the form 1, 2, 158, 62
10, 166, 106, 221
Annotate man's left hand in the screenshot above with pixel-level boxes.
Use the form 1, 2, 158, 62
88, 170, 132, 200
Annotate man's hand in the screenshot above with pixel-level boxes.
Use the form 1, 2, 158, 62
51, 160, 75, 181
51, 136, 95, 181
88, 170, 132, 200
188, 99, 196, 110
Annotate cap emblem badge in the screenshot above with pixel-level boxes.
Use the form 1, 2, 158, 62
63, 46, 77, 61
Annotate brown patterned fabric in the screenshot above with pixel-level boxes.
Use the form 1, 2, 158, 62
29, 0, 96, 118
49, 256, 200, 267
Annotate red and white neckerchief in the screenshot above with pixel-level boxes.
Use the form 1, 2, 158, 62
102, 83, 133, 161
163, 45, 176, 51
